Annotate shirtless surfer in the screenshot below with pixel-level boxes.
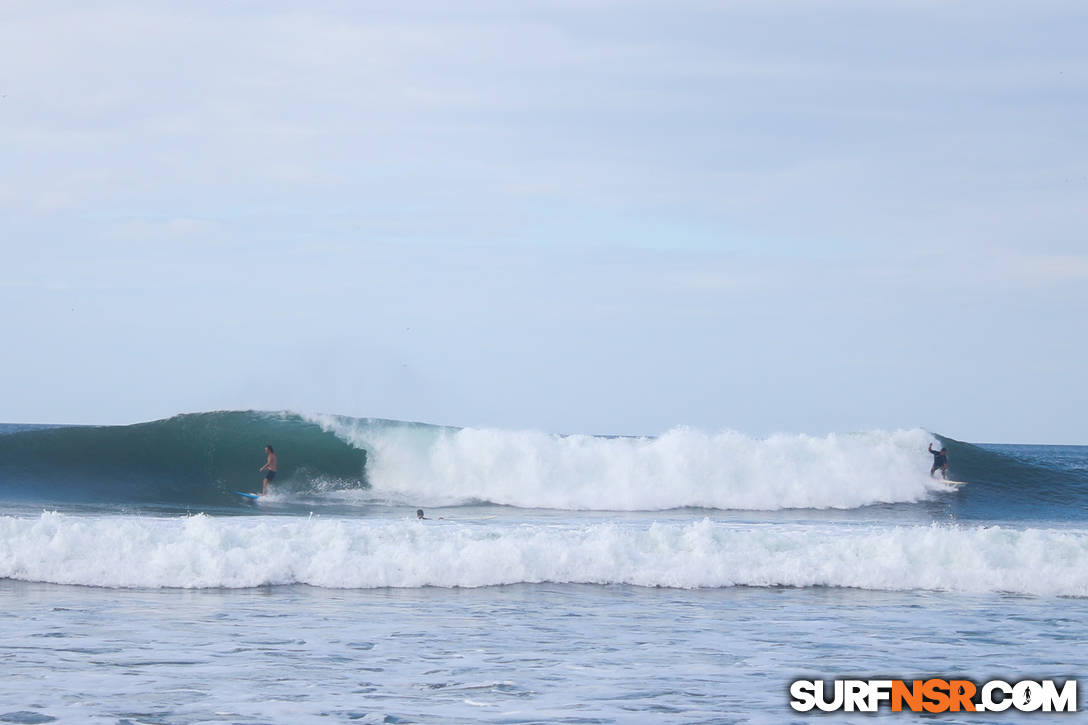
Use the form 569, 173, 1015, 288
928, 443, 948, 479
259, 445, 277, 495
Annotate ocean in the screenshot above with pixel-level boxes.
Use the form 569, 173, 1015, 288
1, 411, 1085, 723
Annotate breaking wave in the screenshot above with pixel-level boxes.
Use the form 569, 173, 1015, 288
2, 410, 1082, 513
2, 513, 1086, 596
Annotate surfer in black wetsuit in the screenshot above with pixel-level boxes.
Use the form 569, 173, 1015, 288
928, 443, 948, 479
416, 509, 444, 520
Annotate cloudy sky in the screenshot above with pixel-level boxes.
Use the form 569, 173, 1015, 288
2, 1, 1086, 442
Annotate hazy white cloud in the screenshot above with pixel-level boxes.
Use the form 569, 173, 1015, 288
1, 0, 1086, 441
988, 253, 1088, 284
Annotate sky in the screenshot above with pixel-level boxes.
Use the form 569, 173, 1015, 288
1, 0, 1086, 443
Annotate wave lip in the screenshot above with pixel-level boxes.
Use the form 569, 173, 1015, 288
310, 416, 945, 511
4, 513, 1087, 596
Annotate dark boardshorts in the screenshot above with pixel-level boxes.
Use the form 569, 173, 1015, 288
265, 470, 276, 481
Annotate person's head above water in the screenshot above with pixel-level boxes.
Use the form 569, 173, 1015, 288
417, 509, 424, 519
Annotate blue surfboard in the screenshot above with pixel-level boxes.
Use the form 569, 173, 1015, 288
234, 491, 260, 500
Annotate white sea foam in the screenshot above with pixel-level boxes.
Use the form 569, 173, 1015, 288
3, 513, 1087, 596
304, 416, 944, 510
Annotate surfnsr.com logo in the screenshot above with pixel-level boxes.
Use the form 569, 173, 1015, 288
789, 679, 1078, 713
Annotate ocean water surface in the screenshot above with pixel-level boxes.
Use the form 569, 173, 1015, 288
1, 412, 1085, 723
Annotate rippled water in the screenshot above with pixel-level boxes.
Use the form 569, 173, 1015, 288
4, 434, 1086, 722
3, 581, 1085, 724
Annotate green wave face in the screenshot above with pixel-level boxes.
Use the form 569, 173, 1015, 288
0, 411, 368, 504
932, 434, 1088, 521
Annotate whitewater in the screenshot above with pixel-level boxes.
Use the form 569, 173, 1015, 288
307, 414, 943, 511
2, 411, 1087, 722
5, 514, 1088, 596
